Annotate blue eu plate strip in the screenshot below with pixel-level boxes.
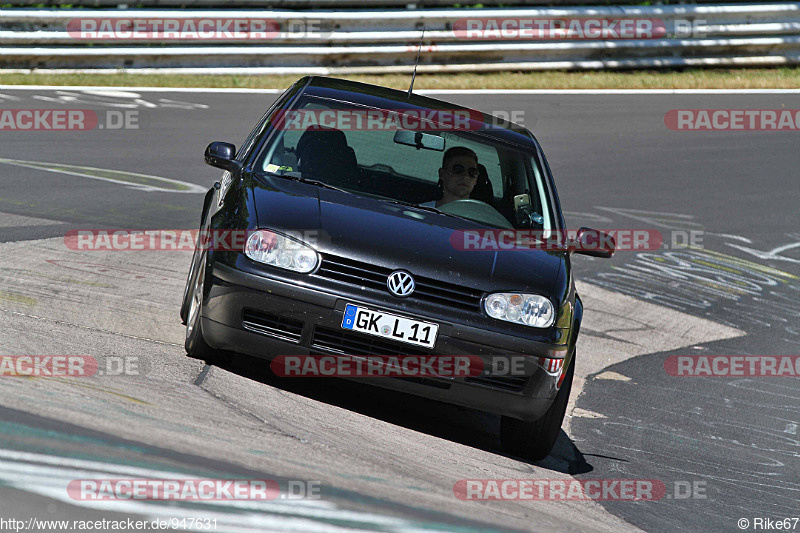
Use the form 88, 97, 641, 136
342, 304, 357, 329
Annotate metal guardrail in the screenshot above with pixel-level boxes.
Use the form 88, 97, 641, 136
0, 4, 798, 73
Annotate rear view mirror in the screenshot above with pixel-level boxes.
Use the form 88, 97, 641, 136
393, 130, 445, 151
204, 141, 238, 171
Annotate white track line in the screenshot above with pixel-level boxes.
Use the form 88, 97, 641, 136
2, 85, 800, 95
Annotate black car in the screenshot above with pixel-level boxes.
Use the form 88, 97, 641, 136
180, 76, 613, 460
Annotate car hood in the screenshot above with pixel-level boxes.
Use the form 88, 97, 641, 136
250, 176, 564, 298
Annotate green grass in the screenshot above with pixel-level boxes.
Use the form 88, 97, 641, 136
1, 68, 798, 90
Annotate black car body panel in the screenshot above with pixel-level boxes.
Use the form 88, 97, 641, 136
184, 76, 603, 425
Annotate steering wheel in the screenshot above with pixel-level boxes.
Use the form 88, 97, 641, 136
436, 199, 513, 229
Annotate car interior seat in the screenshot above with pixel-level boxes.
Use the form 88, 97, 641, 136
470, 163, 494, 204
296, 126, 359, 187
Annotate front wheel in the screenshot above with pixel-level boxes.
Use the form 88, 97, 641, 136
180, 243, 202, 325
184, 254, 230, 367
501, 353, 575, 461
185, 253, 212, 359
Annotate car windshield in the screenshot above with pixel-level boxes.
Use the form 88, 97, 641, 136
254, 96, 556, 231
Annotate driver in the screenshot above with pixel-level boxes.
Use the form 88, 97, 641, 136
420, 146, 479, 208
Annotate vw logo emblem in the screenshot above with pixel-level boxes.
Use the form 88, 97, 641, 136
387, 270, 415, 297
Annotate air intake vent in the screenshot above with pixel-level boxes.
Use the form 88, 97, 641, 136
242, 309, 303, 343
311, 326, 431, 356
465, 375, 528, 392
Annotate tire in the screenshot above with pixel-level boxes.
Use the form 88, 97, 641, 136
181, 188, 215, 325
180, 243, 202, 325
185, 253, 212, 357
501, 353, 575, 461
184, 254, 230, 366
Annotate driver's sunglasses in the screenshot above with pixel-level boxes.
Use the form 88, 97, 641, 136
450, 164, 480, 178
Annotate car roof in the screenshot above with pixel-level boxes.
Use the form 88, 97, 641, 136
296, 76, 539, 150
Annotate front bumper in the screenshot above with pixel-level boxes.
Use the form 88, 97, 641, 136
201, 259, 570, 421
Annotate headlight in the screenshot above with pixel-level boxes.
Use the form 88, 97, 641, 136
245, 230, 318, 273
483, 293, 555, 328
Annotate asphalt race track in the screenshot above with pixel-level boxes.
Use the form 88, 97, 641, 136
0, 85, 798, 532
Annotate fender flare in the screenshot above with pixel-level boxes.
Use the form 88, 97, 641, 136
562, 293, 583, 377
572, 292, 583, 347
200, 187, 215, 228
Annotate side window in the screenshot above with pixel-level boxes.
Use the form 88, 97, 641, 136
529, 155, 552, 232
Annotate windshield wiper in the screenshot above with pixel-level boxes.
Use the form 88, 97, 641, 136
258, 172, 352, 194
380, 199, 475, 223
382, 199, 441, 213
258, 175, 474, 222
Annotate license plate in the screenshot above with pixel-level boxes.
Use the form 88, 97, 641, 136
341, 303, 438, 349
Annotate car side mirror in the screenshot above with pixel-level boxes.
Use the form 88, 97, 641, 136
204, 142, 239, 171
569, 227, 615, 258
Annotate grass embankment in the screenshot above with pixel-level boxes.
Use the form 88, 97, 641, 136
1, 68, 798, 89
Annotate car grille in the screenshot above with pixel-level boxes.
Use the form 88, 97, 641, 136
311, 326, 431, 356
242, 309, 304, 343
314, 255, 483, 312
464, 375, 529, 392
